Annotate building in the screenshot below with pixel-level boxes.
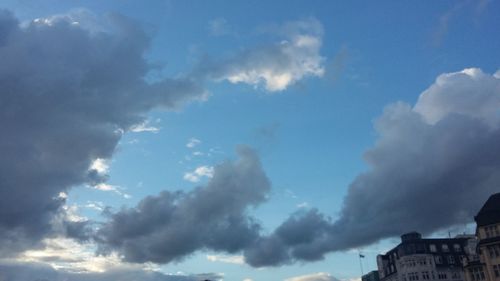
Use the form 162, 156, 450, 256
377, 232, 477, 281
363, 270, 381, 281
463, 193, 500, 281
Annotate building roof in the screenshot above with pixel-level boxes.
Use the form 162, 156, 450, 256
477, 236, 500, 246
378, 232, 470, 260
475, 193, 500, 227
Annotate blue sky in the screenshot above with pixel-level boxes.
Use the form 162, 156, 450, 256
0, 1, 499, 281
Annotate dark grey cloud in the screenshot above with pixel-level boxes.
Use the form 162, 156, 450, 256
0, 261, 222, 281
0, 9, 330, 272
96, 146, 270, 264
0, 9, 205, 256
243, 68, 500, 267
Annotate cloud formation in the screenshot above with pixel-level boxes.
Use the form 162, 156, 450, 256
0, 261, 222, 281
96, 147, 271, 264
243, 68, 500, 266
0, 9, 205, 256
0, 8, 328, 270
196, 18, 325, 92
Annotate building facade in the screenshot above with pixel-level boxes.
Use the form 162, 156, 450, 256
363, 270, 381, 281
463, 193, 500, 281
377, 232, 477, 281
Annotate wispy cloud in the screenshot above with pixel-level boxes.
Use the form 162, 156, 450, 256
186, 137, 201, 148
183, 165, 214, 183
129, 120, 160, 133
92, 183, 131, 199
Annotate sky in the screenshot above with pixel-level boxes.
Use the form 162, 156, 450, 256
0, 1, 499, 281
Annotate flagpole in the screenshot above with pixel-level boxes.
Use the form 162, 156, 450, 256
359, 251, 364, 277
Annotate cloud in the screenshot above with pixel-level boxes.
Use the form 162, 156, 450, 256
89, 158, 110, 174
96, 147, 271, 264
130, 120, 160, 133
92, 183, 131, 199
0, 261, 222, 281
0, 12, 327, 261
84, 201, 105, 212
186, 137, 202, 148
432, 1, 493, 47
6, 236, 223, 279
284, 272, 339, 281
183, 165, 214, 183
243, 68, 500, 266
0, 8, 208, 257
413, 68, 500, 125
296, 202, 309, 209
206, 254, 245, 265
196, 18, 325, 92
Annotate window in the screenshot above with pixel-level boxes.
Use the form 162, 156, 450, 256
447, 255, 455, 264
442, 244, 449, 252
493, 265, 500, 278
453, 244, 461, 252
470, 267, 486, 281
460, 255, 466, 264
435, 256, 443, 264
430, 244, 437, 252
422, 271, 430, 280
408, 272, 419, 281
488, 246, 499, 258
485, 225, 499, 238
451, 272, 461, 279
438, 273, 448, 280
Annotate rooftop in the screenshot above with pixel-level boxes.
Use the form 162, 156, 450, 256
475, 193, 500, 227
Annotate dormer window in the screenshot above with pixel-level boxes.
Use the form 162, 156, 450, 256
442, 244, 449, 252
430, 244, 437, 252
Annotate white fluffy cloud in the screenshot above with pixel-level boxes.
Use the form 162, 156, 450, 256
414, 68, 500, 126
197, 18, 325, 92
183, 165, 215, 182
